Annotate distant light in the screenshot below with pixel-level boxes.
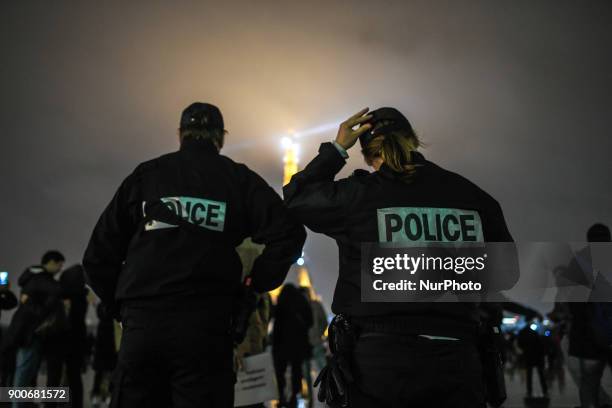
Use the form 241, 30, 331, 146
282, 136, 300, 186
296, 257, 305, 266
544, 330, 551, 337
281, 136, 293, 149
543, 319, 550, 326
502, 317, 517, 325
530, 323, 538, 331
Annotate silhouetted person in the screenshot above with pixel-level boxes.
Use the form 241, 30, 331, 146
518, 324, 548, 398
7, 250, 66, 408
83, 102, 305, 407
284, 107, 518, 407
298, 286, 327, 408
480, 300, 542, 364
47, 264, 89, 408
0, 281, 18, 386
567, 223, 612, 408
273, 284, 313, 408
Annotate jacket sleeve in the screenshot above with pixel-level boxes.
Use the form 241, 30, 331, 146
483, 199, 520, 292
484, 199, 514, 243
244, 169, 307, 293
83, 175, 138, 309
282, 142, 355, 239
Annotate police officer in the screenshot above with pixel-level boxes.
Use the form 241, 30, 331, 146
83, 102, 306, 408
283, 107, 517, 407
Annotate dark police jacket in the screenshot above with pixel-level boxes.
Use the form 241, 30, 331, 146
284, 142, 516, 339
83, 139, 306, 317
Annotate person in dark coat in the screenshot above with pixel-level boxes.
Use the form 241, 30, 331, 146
283, 107, 518, 407
566, 223, 612, 408
0, 282, 18, 386
82, 102, 306, 407
49, 264, 88, 408
272, 284, 313, 408
8, 250, 66, 408
0, 283, 18, 328
518, 324, 548, 398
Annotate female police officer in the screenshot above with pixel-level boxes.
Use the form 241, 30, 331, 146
283, 107, 515, 407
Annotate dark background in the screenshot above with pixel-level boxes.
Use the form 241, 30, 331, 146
1, 1, 611, 318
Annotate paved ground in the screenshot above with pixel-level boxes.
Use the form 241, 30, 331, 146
37, 357, 612, 407
301, 363, 611, 408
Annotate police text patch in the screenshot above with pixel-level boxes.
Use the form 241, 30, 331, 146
144, 196, 226, 232
377, 207, 483, 244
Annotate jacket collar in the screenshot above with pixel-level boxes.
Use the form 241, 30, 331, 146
379, 150, 426, 178
179, 139, 220, 154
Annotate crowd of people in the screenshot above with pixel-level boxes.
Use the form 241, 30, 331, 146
1, 102, 610, 408
0, 251, 117, 408
1, 239, 612, 408
0, 248, 330, 408
490, 223, 612, 407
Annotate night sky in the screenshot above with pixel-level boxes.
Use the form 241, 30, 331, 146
1, 1, 611, 318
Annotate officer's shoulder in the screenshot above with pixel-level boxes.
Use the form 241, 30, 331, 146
352, 169, 370, 178
217, 153, 243, 168
435, 164, 500, 208
347, 168, 372, 183
131, 152, 177, 177
216, 154, 249, 173
219, 155, 270, 185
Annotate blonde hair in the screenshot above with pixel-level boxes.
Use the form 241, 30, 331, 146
362, 129, 421, 183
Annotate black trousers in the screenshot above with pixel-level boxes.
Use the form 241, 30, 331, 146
43, 349, 63, 408
273, 351, 305, 406
65, 350, 84, 408
525, 362, 547, 396
348, 333, 486, 408
0, 348, 16, 387
40, 340, 83, 408
111, 302, 235, 408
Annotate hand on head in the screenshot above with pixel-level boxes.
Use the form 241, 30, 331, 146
335, 108, 373, 150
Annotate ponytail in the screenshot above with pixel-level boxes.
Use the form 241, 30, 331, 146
362, 129, 421, 183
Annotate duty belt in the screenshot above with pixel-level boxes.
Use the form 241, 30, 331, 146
351, 316, 478, 342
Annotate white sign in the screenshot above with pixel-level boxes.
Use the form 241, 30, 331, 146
234, 352, 278, 407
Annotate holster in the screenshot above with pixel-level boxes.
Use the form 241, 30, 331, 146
314, 314, 356, 408
478, 325, 507, 408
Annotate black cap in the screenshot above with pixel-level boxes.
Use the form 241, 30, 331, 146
180, 102, 224, 131
359, 107, 413, 148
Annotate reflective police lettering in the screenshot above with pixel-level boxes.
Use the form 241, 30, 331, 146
384, 214, 402, 242
204, 204, 222, 228
377, 207, 483, 243
191, 203, 206, 224
145, 196, 226, 232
